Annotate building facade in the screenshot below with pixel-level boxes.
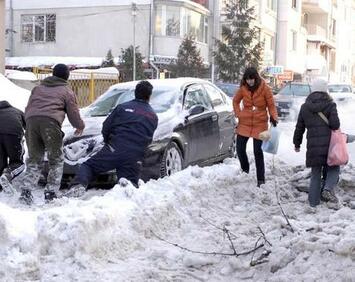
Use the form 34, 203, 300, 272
5, 0, 215, 73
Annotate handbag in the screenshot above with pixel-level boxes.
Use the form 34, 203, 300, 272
318, 112, 349, 166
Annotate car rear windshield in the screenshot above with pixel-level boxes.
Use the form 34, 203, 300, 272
87, 87, 179, 116
278, 84, 311, 96
328, 85, 352, 93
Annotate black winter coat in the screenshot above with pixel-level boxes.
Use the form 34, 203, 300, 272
0, 101, 26, 137
293, 91, 340, 167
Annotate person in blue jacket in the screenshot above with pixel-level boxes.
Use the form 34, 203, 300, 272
65, 80, 158, 197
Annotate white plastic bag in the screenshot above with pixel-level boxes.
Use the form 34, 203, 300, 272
261, 126, 281, 154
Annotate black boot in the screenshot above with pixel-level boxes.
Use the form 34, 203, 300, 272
19, 189, 34, 205
44, 190, 57, 202
257, 180, 265, 187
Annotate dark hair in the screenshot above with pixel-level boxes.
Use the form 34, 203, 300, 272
241, 67, 261, 92
53, 64, 70, 81
135, 80, 153, 101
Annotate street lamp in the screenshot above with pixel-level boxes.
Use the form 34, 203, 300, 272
132, 2, 137, 81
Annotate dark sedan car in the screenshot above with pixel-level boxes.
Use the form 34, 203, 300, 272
274, 82, 311, 119
60, 78, 237, 187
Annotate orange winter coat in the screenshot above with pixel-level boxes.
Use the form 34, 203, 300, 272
233, 80, 278, 139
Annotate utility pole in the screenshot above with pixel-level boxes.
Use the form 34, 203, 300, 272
132, 2, 137, 81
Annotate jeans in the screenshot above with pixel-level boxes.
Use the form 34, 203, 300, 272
309, 165, 340, 207
236, 135, 265, 182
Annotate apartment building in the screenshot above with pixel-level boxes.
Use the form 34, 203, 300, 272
5, 0, 214, 71
276, 0, 307, 77
0, 0, 5, 73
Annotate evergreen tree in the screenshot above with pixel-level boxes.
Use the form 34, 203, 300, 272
214, 0, 264, 83
172, 36, 205, 78
101, 49, 115, 67
119, 45, 145, 82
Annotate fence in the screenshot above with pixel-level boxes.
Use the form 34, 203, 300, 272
33, 68, 120, 107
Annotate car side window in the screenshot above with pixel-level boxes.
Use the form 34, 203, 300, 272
184, 84, 212, 110
203, 84, 226, 107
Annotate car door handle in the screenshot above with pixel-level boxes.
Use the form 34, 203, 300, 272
212, 115, 218, 122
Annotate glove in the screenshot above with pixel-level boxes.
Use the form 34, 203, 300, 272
270, 116, 278, 127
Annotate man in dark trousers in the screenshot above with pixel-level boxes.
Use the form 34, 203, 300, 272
65, 80, 158, 197
17, 64, 85, 204
0, 101, 26, 193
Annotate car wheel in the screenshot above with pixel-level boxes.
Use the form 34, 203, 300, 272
160, 142, 183, 177
229, 135, 237, 158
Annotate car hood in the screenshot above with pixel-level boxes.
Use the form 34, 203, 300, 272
329, 92, 354, 102
274, 94, 307, 102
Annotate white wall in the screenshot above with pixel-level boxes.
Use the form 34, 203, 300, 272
276, 0, 306, 74
6, 0, 151, 9
0, 0, 4, 73
10, 5, 152, 59
334, 0, 353, 83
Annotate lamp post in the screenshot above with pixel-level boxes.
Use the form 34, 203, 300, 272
132, 2, 137, 81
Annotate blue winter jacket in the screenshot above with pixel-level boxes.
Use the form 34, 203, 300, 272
101, 99, 158, 159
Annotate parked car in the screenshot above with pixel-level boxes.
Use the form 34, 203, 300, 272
328, 84, 354, 102
60, 78, 237, 187
274, 82, 311, 118
215, 82, 239, 98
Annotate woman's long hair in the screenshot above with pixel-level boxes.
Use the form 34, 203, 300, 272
240, 67, 261, 93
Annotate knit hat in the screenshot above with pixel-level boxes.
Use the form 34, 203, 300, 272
311, 78, 328, 93
53, 64, 70, 81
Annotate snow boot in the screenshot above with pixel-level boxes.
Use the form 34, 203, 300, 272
62, 184, 86, 198
19, 189, 34, 205
44, 190, 57, 203
321, 190, 338, 203
0, 174, 15, 194
257, 180, 265, 187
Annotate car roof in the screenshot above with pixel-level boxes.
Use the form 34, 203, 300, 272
108, 77, 210, 92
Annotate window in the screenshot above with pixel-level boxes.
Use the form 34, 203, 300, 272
184, 85, 212, 110
264, 34, 275, 51
155, 5, 208, 43
204, 84, 226, 107
292, 0, 297, 9
21, 14, 56, 43
332, 19, 336, 36
291, 31, 297, 51
267, 0, 276, 11
166, 6, 180, 36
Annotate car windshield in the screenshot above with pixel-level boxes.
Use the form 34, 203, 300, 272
87, 86, 179, 116
278, 84, 311, 96
328, 85, 352, 93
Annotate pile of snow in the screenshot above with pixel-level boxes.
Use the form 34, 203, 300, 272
1, 82, 355, 280
0, 74, 31, 111
1, 157, 355, 281
5, 70, 38, 81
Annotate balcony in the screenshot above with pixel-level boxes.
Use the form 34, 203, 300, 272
304, 24, 336, 48
302, 0, 331, 14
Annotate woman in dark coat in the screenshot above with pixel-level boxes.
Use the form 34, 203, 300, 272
293, 79, 340, 207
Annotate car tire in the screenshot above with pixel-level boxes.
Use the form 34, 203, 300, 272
160, 142, 183, 177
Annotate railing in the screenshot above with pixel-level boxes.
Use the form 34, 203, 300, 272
304, 24, 327, 38
33, 68, 120, 108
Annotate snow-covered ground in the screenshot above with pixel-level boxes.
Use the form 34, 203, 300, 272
1, 76, 355, 281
